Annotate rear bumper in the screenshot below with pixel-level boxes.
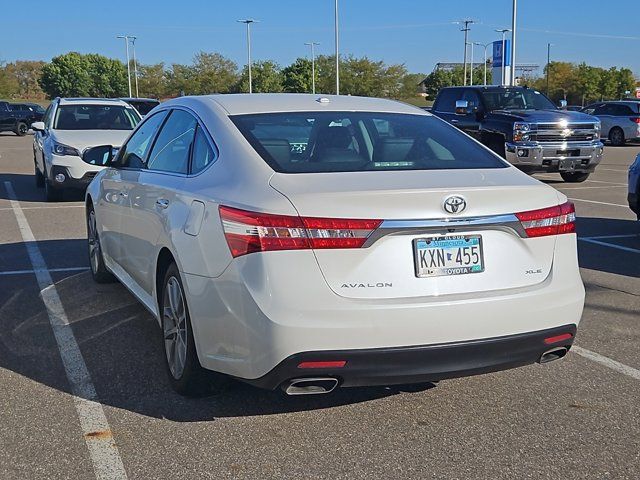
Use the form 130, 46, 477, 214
243, 324, 577, 390
505, 141, 604, 173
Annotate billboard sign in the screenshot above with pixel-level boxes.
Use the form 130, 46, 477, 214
492, 39, 511, 68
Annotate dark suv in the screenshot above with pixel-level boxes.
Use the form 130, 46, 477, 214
0, 101, 45, 136
431, 86, 604, 182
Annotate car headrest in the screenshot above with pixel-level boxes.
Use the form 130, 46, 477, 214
315, 126, 353, 150
373, 138, 415, 163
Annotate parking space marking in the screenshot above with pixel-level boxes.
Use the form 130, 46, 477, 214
0, 205, 84, 211
578, 237, 640, 254
587, 234, 639, 240
0, 267, 89, 276
4, 181, 128, 480
572, 346, 640, 381
557, 186, 626, 190
570, 198, 629, 208
583, 180, 628, 186
595, 168, 629, 173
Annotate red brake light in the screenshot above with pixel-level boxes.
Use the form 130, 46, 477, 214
219, 206, 381, 257
297, 361, 347, 369
516, 201, 576, 238
544, 333, 573, 345
631, 117, 640, 124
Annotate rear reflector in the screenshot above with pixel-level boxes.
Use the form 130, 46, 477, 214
631, 117, 640, 124
516, 201, 576, 238
297, 361, 347, 369
219, 206, 381, 257
544, 333, 573, 345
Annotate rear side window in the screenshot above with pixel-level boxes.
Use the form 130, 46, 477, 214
191, 126, 216, 174
231, 111, 507, 173
146, 109, 197, 174
433, 89, 461, 113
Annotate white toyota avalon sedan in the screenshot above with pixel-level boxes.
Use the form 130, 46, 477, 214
84, 94, 584, 396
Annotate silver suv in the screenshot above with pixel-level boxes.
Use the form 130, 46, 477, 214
582, 101, 640, 146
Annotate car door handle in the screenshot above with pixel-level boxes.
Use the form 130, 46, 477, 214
156, 199, 170, 209
451, 119, 459, 123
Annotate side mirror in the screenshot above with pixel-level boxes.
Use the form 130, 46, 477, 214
455, 100, 474, 115
31, 121, 45, 132
559, 99, 568, 109
83, 145, 117, 167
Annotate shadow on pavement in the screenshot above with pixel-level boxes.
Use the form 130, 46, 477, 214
576, 217, 640, 278
0, 247, 435, 422
0, 173, 84, 203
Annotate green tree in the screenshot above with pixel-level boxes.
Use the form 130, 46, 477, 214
0, 62, 19, 98
282, 57, 312, 93
191, 52, 238, 94
166, 63, 195, 96
138, 63, 167, 98
237, 60, 283, 93
399, 72, 426, 99
4, 61, 46, 99
39, 52, 127, 98
419, 69, 454, 99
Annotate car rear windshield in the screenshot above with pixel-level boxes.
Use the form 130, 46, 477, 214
127, 100, 160, 116
53, 105, 139, 130
231, 112, 507, 173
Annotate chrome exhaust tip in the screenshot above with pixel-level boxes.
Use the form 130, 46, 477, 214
538, 346, 569, 364
282, 377, 339, 396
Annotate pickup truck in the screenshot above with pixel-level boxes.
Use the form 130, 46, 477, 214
0, 101, 44, 136
431, 86, 604, 182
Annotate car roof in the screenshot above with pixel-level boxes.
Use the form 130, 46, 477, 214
120, 97, 160, 103
192, 93, 428, 116
58, 98, 130, 107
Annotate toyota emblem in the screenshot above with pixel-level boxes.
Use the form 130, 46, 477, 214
443, 195, 466, 214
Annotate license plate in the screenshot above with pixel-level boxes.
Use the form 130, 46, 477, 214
559, 158, 578, 171
414, 235, 484, 278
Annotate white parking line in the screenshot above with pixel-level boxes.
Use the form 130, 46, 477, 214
4, 181, 128, 480
558, 186, 626, 190
584, 180, 628, 186
0, 205, 84, 211
578, 238, 640, 254
0, 267, 89, 276
595, 168, 628, 173
572, 346, 640, 381
587, 234, 639, 240
570, 198, 629, 208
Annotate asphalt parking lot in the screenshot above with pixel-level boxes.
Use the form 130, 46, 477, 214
0, 133, 638, 480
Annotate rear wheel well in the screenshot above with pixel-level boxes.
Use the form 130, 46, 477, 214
155, 248, 176, 310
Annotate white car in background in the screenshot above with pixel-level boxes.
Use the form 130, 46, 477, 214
84, 94, 584, 396
32, 98, 140, 201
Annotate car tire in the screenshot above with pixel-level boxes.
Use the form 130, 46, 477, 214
86, 204, 115, 284
14, 122, 28, 137
160, 262, 224, 396
560, 172, 590, 183
34, 162, 45, 188
609, 127, 625, 146
44, 176, 63, 202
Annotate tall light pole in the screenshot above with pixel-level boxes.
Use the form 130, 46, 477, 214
459, 19, 475, 86
468, 42, 475, 85
116, 35, 132, 97
546, 43, 553, 95
334, 0, 340, 95
130, 36, 139, 98
237, 19, 257, 93
474, 42, 491, 86
305, 42, 320, 94
495, 29, 511, 86
510, 0, 517, 86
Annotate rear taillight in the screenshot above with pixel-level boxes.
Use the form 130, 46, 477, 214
219, 206, 382, 258
631, 117, 640, 124
516, 201, 576, 238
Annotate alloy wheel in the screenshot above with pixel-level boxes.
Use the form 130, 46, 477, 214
87, 211, 100, 274
163, 276, 188, 379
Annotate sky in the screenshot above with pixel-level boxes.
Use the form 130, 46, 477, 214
1, 0, 638, 76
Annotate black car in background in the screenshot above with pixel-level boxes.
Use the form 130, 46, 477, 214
0, 101, 45, 136
431, 86, 604, 182
120, 97, 160, 116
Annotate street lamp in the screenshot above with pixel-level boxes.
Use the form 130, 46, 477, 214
474, 42, 491, 86
494, 28, 511, 86
334, 0, 340, 95
116, 35, 132, 97
546, 43, 554, 95
130, 36, 139, 98
237, 19, 258, 94
305, 42, 320, 94
467, 42, 475, 85
459, 19, 475, 86
510, 0, 518, 86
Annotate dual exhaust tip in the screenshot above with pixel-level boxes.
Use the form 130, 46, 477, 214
282, 377, 339, 396
282, 346, 570, 395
